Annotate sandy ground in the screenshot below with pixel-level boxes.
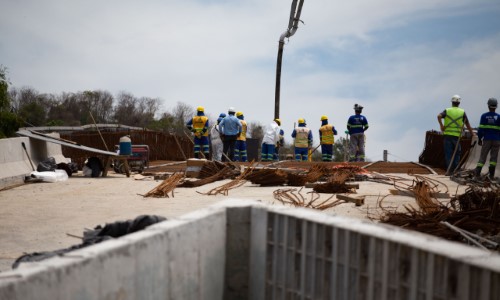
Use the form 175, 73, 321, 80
0, 171, 467, 272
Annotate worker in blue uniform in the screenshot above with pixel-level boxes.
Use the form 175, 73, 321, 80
347, 104, 369, 162
186, 106, 210, 159
219, 107, 242, 161
476, 97, 500, 179
291, 118, 312, 161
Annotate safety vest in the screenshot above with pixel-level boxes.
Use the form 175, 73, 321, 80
237, 120, 247, 141
444, 107, 464, 137
294, 127, 310, 148
320, 124, 334, 145
192, 116, 209, 136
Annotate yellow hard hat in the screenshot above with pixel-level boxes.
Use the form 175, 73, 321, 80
197, 106, 204, 112
274, 118, 281, 126
236, 111, 243, 117
298, 118, 305, 124
320, 115, 328, 121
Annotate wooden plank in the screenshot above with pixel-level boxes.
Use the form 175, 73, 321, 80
336, 194, 365, 206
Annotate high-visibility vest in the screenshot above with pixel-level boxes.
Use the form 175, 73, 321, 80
320, 124, 334, 145
294, 127, 310, 148
237, 120, 247, 141
444, 107, 464, 137
192, 116, 209, 136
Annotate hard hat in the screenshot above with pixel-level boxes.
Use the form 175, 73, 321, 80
298, 118, 305, 124
488, 98, 498, 107
451, 95, 461, 103
228, 107, 236, 113
274, 118, 281, 126
236, 111, 243, 117
197, 106, 205, 112
320, 115, 328, 121
353, 104, 363, 110
219, 113, 226, 118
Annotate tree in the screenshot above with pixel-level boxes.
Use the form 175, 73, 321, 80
0, 66, 22, 138
247, 121, 264, 140
333, 136, 349, 162
0, 65, 9, 111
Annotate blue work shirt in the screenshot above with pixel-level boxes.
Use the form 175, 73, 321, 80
478, 111, 500, 141
347, 114, 368, 134
219, 114, 242, 136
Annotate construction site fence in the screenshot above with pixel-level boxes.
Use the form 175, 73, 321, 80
1, 200, 499, 300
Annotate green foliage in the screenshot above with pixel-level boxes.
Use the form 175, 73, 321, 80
333, 136, 349, 162
0, 111, 21, 138
18, 102, 46, 126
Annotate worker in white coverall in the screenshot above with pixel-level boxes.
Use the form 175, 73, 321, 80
210, 113, 226, 161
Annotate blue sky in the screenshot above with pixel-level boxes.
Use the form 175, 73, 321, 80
1, 0, 500, 162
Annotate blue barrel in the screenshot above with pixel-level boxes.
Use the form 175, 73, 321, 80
119, 136, 132, 155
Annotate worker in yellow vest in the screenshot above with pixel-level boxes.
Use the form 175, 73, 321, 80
319, 115, 338, 161
291, 118, 313, 161
186, 106, 210, 159
437, 95, 475, 173
234, 111, 248, 162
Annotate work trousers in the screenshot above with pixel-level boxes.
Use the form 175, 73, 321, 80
477, 139, 500, 170
222, 135, 237, 162
294, 147, 309, 161
211, 138, 223, 161
443, 135, 461, 172
261, 143, 276, 161
321, 144, 333, 161
349, 133, 365, 162
194, 136, 210, 159
234, 140, 247, 162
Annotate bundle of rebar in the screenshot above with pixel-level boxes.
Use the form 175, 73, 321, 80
142, 173, 184, 198
178, 166, 232, 188
313, 182, 355, 194
198, 161, 237, 179
246, 168, 288, 186
273, 188, 344, 210
201, 164, 255, 196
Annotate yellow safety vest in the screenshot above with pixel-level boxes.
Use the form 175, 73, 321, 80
444, 107, 464, 137
192, 116, 209, 137
319, 124, 334, 145
294, 127, 310, 148
237, 120, 247, 141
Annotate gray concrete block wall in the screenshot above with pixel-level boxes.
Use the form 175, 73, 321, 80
0, 137, 34, 189
0, 206, 227, 300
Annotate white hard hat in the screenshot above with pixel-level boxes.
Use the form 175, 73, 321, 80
228, 107, 236, 113
451, 95, 461, 103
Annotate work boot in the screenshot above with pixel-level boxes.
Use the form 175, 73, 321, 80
489, 166, 495, 179
475, 167, 482, 178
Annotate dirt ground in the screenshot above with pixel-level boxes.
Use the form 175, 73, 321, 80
0, 170, 466, 273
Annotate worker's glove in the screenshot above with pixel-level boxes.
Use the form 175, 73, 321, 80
194, 132, 201, 138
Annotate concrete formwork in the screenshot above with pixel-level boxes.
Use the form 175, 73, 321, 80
1, 200, 499, 300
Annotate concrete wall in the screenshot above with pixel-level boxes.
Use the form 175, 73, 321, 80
1, 200, 500, 300
0, 135, 69, 190
0, 206, 227, 300
0, 137, 34, 189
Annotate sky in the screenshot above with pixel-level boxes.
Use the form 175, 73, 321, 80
1, 0, 500, 162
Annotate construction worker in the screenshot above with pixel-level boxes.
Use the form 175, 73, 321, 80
291, 118, 313, 161
261, 119, 281, 161
319, 115, 338, 161
274, 129, 284, 161
186, 106, 210, 159
347, 104, 369, 162
210, 113, 226, 161
437, 95, 475, 173
234, 111, 248, 162
219, 107, 242, 161
475, 98, 500, 179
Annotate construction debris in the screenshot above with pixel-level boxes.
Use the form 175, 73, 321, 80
200, 164, 255, 196
142, 173, 184, 198
246, 168, 288, 186
336, 194, 365, 206
273, 188, 345, 210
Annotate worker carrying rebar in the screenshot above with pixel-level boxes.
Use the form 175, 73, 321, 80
219, 107, 242, 162
475, 97, 500, 179
210, 113, 226, 161
234, 111, 248, 162
291, 118, 313, 161
186, 106, 210, 159
319, 115, 338, 162
437, 95, 475, 173
261, 119, 282, 161
347, 104, 369, 162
